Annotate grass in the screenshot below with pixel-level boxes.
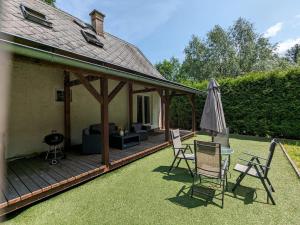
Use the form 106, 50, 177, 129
283, 140, 300, 169
3, 135, 300, 225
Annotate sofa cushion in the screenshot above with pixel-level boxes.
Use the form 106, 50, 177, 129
89, 124, 101, 134
132, 123, 143, 132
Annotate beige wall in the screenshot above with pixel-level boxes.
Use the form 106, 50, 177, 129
6, 60, 161, 159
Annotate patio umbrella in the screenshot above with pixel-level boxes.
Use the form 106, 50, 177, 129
200, 78, 226, 137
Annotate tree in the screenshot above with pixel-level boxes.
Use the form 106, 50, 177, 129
42, 0, 56, 6
181, 18, 277, 81
206, 25, 239, 77
285, 44, 300, 64
230, 18, 277, 73
155, 57, 181, 81
181, 35, 210, 81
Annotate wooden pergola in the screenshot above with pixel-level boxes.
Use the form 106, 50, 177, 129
63, 70, 197, 169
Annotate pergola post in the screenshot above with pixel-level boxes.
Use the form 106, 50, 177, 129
64, 71, 71, 150
101, 77, 109, 167
160, 90, 165, 129
164, 90, 170, 142
189, 94, 196, 134
128, 82, 133, 127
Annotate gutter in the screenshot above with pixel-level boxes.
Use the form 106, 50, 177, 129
0, 33, 203, 95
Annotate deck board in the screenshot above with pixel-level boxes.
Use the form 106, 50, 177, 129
13, 160, 52, 191
6, 168, 31, 200
1, 130, 193, 215
23, 160, 57, 186
9, 162, 41, 195
2, 178, 20, 204
0, 191, 7, 208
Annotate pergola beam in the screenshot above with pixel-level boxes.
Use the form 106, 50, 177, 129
108, 81, 127, 103
132, 88, 156, 94
68, 75, 100, 87
74, 73, 103, 104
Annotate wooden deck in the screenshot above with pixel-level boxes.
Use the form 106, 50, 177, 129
0, 130, 193, 215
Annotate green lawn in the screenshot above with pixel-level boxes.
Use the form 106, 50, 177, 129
3, 135, 300, 225
283, 141, 300, 169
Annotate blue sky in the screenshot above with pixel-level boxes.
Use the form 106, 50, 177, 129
57, 0, 300, 64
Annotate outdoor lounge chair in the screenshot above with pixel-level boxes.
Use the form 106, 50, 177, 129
232, 139, 278, 205
168, 129, 194, 176
191, 140, 228, 208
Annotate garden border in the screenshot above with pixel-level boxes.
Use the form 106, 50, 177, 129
279, 142, 300, 179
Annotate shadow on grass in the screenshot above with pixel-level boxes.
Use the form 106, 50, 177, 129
166, 182, 263, 210
153, 166, 193, 183
226, 182, 257, 205
166, 185, 210, 209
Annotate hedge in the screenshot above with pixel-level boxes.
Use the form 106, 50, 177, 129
170, 68, 300, 139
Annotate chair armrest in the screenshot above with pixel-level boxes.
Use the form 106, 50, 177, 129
242, 152, 267, 160
238, 158, 269, 169
182, 143, 193, 146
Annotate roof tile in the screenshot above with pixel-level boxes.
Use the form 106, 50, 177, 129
0, 0, 164, 80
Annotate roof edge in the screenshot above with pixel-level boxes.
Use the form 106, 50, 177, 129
0, 32, 202, 94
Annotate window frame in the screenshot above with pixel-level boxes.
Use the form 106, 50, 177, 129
81, 30, 104, 48
74, 19, 88, 29
20, 4, 53, 28
136, 94, 152, 125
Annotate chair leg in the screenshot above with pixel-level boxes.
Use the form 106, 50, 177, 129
175, 159, 182, 168
265, 177, 275, 192
225, 173, 228, 191
221, 179, 225, 208
183, 158, 193, 177
191, 175, 195, 197
260, 177, 276, 205
232, 172, 247, 192
168, 157, 178, 174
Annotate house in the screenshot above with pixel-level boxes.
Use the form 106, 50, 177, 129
0, 0, 200, 214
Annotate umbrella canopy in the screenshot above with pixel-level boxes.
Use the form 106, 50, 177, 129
200, 79, 226, 136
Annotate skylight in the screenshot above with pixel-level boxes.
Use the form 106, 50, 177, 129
74, 19, 88, 29
20, 4, 52, 28
81, 30, 104, 48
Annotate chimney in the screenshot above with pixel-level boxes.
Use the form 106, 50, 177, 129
89, 9, 105, 36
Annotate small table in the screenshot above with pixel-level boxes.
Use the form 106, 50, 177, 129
221, 146, 234, 167
110, 133, 140, 150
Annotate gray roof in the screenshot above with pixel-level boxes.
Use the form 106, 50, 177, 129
0, 0, 164, 80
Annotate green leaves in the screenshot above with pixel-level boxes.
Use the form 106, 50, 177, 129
155, 57, 182, 81
179, 18, 280, 81
42, 0, 56, 6
171, 68, 300, 139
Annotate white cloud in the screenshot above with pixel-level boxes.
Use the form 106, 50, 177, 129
295, 14, 300, 18
276, 38, 300, 55
263, 22, 283, 38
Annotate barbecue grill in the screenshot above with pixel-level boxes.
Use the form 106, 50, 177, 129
43, 131, 64, 165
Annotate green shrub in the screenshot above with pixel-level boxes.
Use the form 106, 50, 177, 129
171, 68, 300, 139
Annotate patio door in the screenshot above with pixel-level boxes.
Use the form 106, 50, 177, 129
137, 95, 151, 124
